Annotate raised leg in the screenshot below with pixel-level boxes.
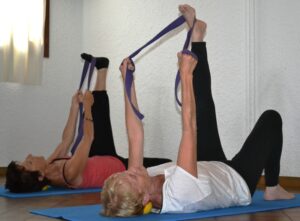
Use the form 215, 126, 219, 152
180, 5, 226, 161
86, 60, 118, 157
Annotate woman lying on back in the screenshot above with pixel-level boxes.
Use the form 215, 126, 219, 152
101, 5, 294, 216
5, 56, 171, 193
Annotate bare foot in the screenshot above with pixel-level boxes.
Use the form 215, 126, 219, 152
179, 4, 207, 42
264, 185, 295, 201
179, 4, 195, 28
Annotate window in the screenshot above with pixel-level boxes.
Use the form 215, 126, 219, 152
0, 0, 46, 84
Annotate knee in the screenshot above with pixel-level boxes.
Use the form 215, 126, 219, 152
260, 110, 282, 127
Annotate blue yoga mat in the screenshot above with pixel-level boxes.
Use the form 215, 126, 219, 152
31, 191, 300, 221
0, 185, 101, 199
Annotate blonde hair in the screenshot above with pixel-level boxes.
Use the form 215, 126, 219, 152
101, 173, 144, 217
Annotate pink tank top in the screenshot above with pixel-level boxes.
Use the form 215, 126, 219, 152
77, 156, 125, 189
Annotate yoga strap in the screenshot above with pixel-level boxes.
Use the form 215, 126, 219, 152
175, 20, 196, 106
125, 16, 197, 120
70, 58, 96, 154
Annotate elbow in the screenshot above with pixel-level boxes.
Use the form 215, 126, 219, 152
64, 166, 79, 185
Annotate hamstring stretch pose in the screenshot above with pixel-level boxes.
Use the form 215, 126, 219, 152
101, 5, 295, 217
5, 57, 171, 193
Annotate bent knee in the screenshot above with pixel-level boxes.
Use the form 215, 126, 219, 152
261, 110, 282, 126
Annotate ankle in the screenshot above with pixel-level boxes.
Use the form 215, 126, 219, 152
97, 68, 108, 74
191, 20, 207, 42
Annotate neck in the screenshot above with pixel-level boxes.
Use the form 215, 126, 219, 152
44, 160, 65, 186
149, 175, 165, 209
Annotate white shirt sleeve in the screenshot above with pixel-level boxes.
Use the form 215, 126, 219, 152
161, 166, 213, 213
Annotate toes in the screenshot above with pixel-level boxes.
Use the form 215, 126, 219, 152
179, 5, 186, 13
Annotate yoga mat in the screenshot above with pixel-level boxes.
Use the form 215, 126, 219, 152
31, 191, 300, 221
0, 185, 101, 199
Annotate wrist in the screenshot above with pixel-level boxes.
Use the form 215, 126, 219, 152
71, 102, 79, 108
84, 105, 92, 111
180, 72, 193, 79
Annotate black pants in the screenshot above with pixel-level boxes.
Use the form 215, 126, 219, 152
89, 91, 171, 168
192, 43, 282, 196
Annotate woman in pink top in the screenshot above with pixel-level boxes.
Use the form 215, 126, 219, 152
5, 56, 171, 192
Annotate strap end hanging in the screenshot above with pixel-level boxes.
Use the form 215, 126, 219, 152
125, 66, 144, 120
72, 56, 96, 154
79, 60, 90, 90
87, 58, 96, 90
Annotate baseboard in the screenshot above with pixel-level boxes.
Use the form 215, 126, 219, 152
257, 176, 300, 190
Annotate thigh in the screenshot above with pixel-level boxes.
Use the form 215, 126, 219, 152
89, 91, 117, 157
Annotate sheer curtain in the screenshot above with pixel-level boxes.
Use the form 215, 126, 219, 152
0, 0, 45, 85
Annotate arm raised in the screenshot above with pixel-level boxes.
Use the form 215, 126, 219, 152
62, 91, 94, 185
47, 91, 83, 162
120, 59, 144, 169
176, 53, 198, 177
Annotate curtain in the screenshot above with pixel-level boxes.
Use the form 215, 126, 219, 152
0, 0, 45, 85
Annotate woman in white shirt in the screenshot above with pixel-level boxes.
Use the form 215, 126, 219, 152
101, 4, 295, 217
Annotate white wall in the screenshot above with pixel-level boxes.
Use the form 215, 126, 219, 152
0, 0, 83, 163
254, 0, 300, 176
0, 0, 299, 177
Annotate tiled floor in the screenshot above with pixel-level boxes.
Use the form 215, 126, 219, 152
0, 177, 299, 221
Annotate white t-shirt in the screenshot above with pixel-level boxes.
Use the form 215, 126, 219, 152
147, 161, 251, 213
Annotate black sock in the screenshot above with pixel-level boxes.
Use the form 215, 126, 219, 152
95, 57, 109, 69
81, 53, 93, 62
81, 53, 109, 69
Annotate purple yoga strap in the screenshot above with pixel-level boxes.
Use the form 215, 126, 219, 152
125, 16, 197, 120
70, 58, 96, 154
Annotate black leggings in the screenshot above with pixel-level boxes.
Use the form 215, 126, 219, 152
89, 91, 171, 168
192, 43, 282, 196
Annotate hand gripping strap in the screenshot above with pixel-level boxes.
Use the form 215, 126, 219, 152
125, 16, 194, 120
71, 58, 96, 154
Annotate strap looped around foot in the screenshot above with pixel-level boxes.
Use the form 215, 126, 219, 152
125, 16, 195, 119
181, 49, 198, 61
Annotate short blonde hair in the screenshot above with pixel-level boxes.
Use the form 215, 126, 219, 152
101, 173, 144, 217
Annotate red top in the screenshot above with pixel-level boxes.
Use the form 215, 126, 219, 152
77, 156, 126, 188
